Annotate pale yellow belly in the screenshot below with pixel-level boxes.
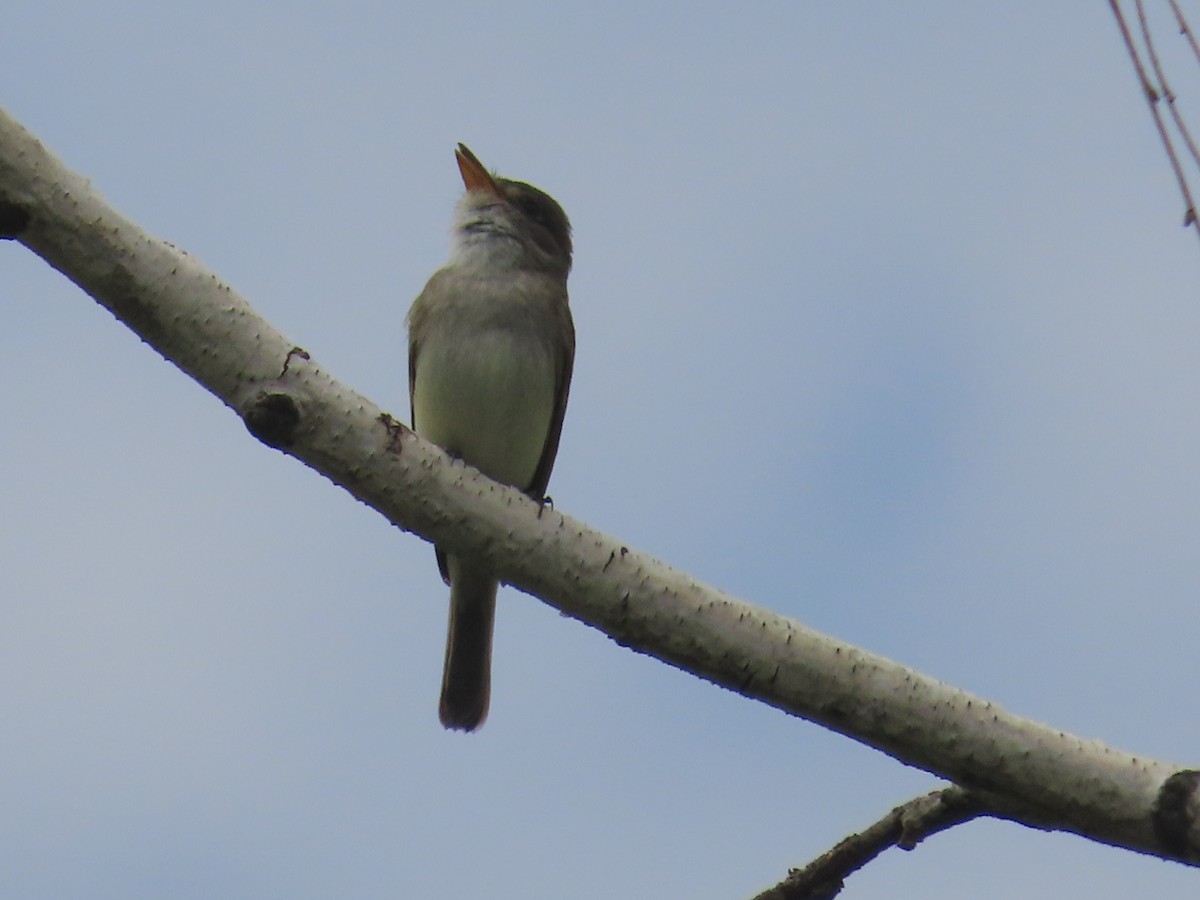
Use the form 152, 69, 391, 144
412, 328, 556, 491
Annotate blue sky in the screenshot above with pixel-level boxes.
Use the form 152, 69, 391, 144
3, 3, 1199, 898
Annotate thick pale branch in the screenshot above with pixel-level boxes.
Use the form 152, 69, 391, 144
2, 105, 1199, 867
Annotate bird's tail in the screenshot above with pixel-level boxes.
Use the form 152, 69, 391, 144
438, 555, 498, 731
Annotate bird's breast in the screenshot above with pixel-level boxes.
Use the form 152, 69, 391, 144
411, 309, 558, 491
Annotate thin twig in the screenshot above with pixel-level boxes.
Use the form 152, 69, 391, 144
1167, 0, 1200, 69
1138, 0, 1200, 172
749, 787, 987, 900
1110, 0, 1200, 236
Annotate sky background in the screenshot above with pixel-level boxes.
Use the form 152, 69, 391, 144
3, 3, 1200, 898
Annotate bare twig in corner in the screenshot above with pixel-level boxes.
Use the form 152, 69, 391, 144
1138, 0, 1200, 171
1109, 0, 1200, 239
750, 787, 987, 900
1167, 0, 1200, 70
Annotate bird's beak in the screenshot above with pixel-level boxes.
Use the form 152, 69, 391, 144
455, 143, 505, 199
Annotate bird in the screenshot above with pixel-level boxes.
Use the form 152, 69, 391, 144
407, 144, 575, 731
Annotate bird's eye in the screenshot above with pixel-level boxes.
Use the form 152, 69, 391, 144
515, 196, 546, 224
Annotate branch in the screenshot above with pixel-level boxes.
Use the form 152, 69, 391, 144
1168, 0, 1200, 70
752, 787, 987, 900
1, 104, 1199, 869
1109, 0, 1200, 236
1137, 0, 1200, 175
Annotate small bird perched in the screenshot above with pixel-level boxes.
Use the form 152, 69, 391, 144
407, 144, 575, 731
